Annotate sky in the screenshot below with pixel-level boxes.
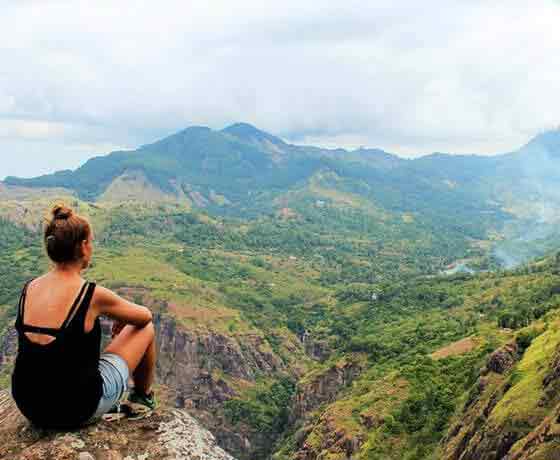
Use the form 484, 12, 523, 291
1, 0, 560, 179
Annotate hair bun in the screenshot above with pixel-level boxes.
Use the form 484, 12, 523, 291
51, 204, 73, 220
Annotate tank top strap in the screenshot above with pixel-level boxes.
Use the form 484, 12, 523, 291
59, 281, 89, 330
15, 278, 35, 331
65, 282, 97, 331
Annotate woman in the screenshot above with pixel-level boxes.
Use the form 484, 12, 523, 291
11, 204, 157, 428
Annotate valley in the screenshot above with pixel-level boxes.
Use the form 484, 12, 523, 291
2, 124, 560, 459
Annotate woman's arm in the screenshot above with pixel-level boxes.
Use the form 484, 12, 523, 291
93, 285, 153, 327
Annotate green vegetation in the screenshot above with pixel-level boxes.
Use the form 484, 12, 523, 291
0, 218, 44, 307
224, 377, 296, 433
2, 197, 560, 459
2, 126, 560, 459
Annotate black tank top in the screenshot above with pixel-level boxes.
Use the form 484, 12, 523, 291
11, 279, 103, 428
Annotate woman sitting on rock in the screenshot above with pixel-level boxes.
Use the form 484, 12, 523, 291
11, 204, 157, 428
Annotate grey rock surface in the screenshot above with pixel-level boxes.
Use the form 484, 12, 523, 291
0, 390, 236, 460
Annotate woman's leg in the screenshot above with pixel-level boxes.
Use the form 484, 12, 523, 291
104, 322, 156, 394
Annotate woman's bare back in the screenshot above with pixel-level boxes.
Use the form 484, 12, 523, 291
21, 274, 89, 345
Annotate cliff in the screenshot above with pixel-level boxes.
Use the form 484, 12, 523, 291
291, 355, 365, 420
0, 304, 299, 460
273, 354, 368, 460
0, 390, 236, 460
155, 314, 292, 459
441, 322, 560, 460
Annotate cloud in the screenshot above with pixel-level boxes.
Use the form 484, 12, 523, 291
1, 0, 560, 178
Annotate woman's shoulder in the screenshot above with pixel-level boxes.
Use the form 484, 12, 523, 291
89, 284, 118, 307
22, 274, 44, 294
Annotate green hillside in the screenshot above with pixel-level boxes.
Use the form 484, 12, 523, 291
2, 126, 560, 458
6, 124, 560, 267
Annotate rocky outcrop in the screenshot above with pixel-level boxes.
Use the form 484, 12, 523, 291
292, 355, 364, 420
302, 333, 331, 362
540, 344, 560, 405
440, 338, 560, 460
0, 287, 300, 460
0, 390, 236, 460
293, 412, 365, 460
155, 315, 288, 459
483, 341, 519, 375
279, 355, 367, 460
0, 326, 17, 371
156, 316, 284, 409
505, 400, 560, 460
441, 342, 523, 460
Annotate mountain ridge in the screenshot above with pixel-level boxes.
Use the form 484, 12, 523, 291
7, 124, 560, 184
4, 124, 557, 202
6, 124, 559, 188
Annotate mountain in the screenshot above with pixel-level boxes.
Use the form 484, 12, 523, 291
3, 123, 321, 204
0, 122, 494, 213
3, 125, 560, 459
7, 125, 560, 213
5, 124, 560, 268
222, 122, 288, 151
520, 128, 560, 157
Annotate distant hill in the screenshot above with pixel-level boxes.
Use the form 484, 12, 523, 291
4, 124, 560, 262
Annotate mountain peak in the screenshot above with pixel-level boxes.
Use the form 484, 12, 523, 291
522, 128, 560, 156
222, 122, 286, 146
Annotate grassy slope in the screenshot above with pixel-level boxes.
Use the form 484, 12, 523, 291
271, 258, 560, 459
0, 196, 559, 459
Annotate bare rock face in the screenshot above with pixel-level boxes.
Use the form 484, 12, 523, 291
1, 288, 298, 460
156, 316, 284, 410
484, 342, 518, 375
155, 316, 289, 460
0, 390, 237, 460
303, 337, 331, 362
282, 355, 367, 460
540, 344, 560, 406
0, 326, 17, 370
292, 355, 364, 420
441, 339, 560, 460
293, 412, 365, 460
505, 399, 560, 460
440, 341, 524, 460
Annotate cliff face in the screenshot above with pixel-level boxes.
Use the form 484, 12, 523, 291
441, 324, 560, 460
156, 315, 285, 409
292, 355, 364, 421
0, 306, 296, 460
440, 341, 521, 460
0, 311, 364, 460
276, 355, 367, 460
155, 315, 290, 459
0, 326, 17, 370
114, 287, 303, 460
505, 401, 560, 460
0, 390, 236, 460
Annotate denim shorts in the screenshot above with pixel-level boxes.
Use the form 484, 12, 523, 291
87, 352, 129, 422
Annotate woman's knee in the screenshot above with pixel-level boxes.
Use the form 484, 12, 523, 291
118, 321, 154, 345
129, 320, 154, 334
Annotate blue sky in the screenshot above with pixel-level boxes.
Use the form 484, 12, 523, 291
1, 0, 560, 179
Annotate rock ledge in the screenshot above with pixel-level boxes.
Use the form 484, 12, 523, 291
0, 390, 236, 460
